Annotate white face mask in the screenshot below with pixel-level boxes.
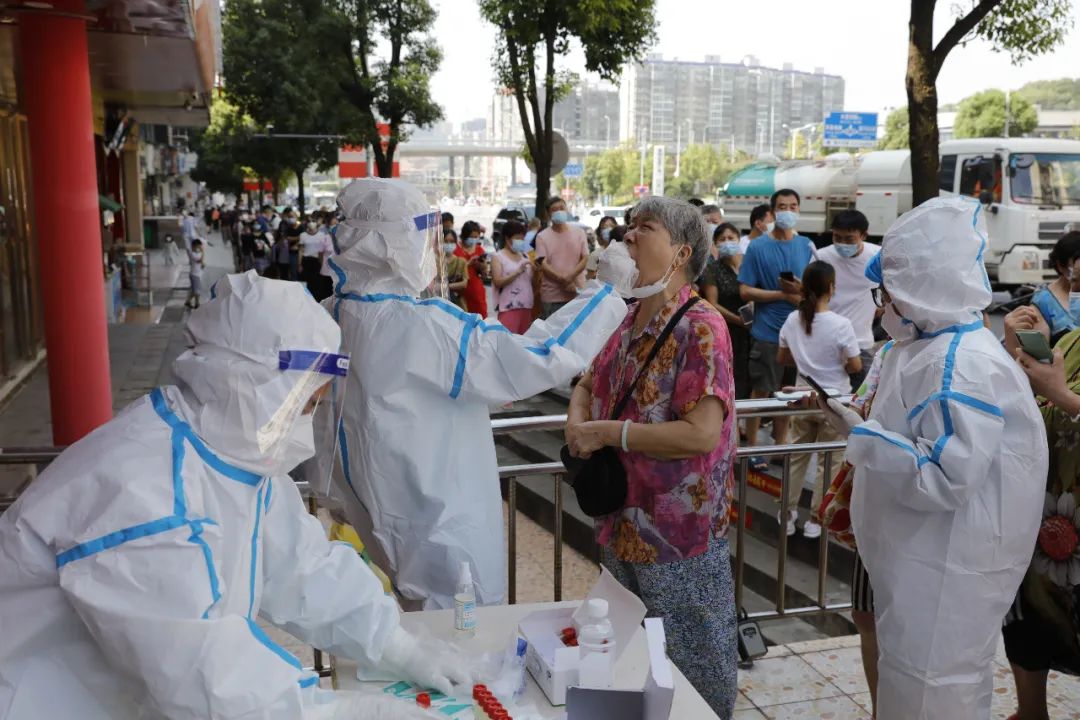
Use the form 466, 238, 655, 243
596, 242, 638, 298
881, 304, 917, 342
628, 246, 688, 299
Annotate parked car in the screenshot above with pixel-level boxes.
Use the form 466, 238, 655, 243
492, 205, 536, 247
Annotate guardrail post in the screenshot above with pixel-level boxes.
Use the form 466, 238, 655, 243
817, 451, 833, 610
508, 478, 517, 605
734, 455, 748, 612
554, 473, 563, 602
776, 454, 792, 615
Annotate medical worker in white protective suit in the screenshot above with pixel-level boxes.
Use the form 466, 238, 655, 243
0, 272, 471, 720
323, 178, 626, 609
817, 196, 1047, 720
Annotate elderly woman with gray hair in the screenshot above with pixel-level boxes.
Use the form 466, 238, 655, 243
566, 196, 739, 717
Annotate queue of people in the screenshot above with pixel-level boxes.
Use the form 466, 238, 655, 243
2, 176, 1075, 720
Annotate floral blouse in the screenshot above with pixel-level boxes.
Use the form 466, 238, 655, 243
589, 285, 737, 564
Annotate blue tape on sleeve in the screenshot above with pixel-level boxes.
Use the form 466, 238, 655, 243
278, 350, 350, 376
413, 210, 440, 231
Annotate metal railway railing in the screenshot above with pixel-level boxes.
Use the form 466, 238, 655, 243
0, 398, 851, 678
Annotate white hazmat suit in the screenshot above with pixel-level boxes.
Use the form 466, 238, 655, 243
0, 272, 467, 720
325, 178, 627, 609
844, 197, 1047, 719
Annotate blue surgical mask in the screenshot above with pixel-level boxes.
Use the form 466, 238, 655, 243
464, 237, 478, 248
1070, 292, 1080, 320
442, 243, 457, 254
774, 211, 799, 230
600, 228, 612, 241
511, 239, 529, 254
717, 242, 740, 258
834, 243, 860, 258
551, 211, 570, 224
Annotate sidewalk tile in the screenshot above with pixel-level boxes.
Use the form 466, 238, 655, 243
738, 655, 843, 707
758, 694, 870, 719
800, 646, 869, 695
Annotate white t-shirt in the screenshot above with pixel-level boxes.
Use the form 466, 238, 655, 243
779, 310, 860, 394
816, 243, 881, 350
299, 230, 329, 258
187, 249, 204, 278
586, 246, 606, 273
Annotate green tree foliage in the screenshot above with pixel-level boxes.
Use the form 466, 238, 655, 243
1015, 78, 1080, 110
478, 0, 658, 220
953, 88, 1038, 137
325, 0, 444, 176
189, 99, 291, 202
879, 107, 910, 150
905, 0, 1072, 204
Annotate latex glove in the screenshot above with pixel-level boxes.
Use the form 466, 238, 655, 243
380, 626, 475, 696
306, 693, 443, 720
816, 396, 862, 438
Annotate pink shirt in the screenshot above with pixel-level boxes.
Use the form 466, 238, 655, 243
589, 285, 737, 564
535, 225, 588, 304
492, 251, 534, 311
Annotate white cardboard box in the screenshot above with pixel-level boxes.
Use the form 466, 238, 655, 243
518, 567, 647, 705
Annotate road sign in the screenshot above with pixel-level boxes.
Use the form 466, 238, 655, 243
634, 184, 650, 197
563, 163, 583, 178
822, 112, 878, 148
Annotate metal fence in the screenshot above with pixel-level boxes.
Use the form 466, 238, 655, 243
0, 398, 852, 676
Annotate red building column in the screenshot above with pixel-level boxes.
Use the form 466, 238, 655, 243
18, 0, 113, 444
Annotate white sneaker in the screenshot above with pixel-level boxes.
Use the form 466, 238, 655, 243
778, 510, 796, 537
802, 520, 822, 539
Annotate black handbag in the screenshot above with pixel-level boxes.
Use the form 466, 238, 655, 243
561, 296, 700, 517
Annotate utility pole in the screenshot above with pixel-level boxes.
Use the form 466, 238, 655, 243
1004, 90, 1011, 138
675, 125, 682, 178
639, 142, 646, 186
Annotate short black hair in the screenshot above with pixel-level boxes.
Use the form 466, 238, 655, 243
610, 225, 627, 243
749, 204, 773, 227
501, 220, 526, 240
687, 198, 705, 207
441, 212, 454, 224
1049, 231, 1080, 277
770, 188, 800, 209
831, 209, 869, 234
546, 196, 564, 211
597, 215, 618, 233
713, 222, 739, 242
623, 206, 634, 225
460, 220, 482, 239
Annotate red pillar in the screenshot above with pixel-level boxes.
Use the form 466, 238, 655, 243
18, 0, 113, 445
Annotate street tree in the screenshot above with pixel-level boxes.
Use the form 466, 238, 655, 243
222, 0, 342, 212
323, 0, 443, 177
953, 88, 1038, 138
478, 0, 658, 220
906, 0, 1072, 204
879, 107, 910, 150
1016, 77, 1080, 110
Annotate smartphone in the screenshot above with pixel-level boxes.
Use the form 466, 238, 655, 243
779, 271, 795, 282
1016, 330, 1053, 363
802, 373, 839, 400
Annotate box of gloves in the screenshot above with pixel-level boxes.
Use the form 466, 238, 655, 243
516, 567, 647, 706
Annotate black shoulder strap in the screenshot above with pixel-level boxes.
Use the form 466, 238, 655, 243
611, 296, 701, 420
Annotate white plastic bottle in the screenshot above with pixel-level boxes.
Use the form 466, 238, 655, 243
454, 560, 477, 638
577, 598, 615, 688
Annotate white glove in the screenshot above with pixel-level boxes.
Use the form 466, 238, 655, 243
309, 693, 443, 720
379, 626, 475, 696
819, 397, 863, 438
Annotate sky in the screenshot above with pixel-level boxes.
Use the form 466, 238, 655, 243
429, 0, 1080, 126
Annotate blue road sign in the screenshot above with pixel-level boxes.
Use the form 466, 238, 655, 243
563, 163, 583, 178
823, 112, 879, 148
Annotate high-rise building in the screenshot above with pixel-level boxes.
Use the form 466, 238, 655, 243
620, 54, 845, 155
551, 82, 621, 146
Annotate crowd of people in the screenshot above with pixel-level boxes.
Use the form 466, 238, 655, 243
2, 174, 1078, 720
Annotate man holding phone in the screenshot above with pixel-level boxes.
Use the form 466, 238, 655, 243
738, 188, 815, 465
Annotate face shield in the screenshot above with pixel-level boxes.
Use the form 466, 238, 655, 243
339, 210, 442, 296
273, 349, 351, 483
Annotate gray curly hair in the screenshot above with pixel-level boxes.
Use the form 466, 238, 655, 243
630, 196, 711, 281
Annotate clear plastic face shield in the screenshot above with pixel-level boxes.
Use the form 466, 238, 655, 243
270, 349, 350, 483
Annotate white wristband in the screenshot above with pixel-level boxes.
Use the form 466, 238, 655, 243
620, 419, 632, 453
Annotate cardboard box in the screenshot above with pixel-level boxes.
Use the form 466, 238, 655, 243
517, 567, 647, 706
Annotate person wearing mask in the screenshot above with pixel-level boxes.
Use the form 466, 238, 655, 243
777, 261, 861, 538
282, 209, 303, 281
1003, 254, 1080, 720
322, 178, 626, 610
817, 210, 882, 388
490, 220, 536, 334
440, 211, 455, 239
453, 220, 489, 316
565, 197, 739, 718
700, 204, 723, 226
820, 197, 1047, 720
185, 238, 206, 309
439, 230, 469, 310
239, 218, 256, 271
0, 272, 473, 720
1025, 231, 1080, 345
536, 197, 589, 318
273, 225, 292, 280
256, 204, 274, 236
738, 189, 814, 471
701, 223, 750, 401
524, 216, 542, 249
299, 217, 331, 298
181, 208, 199, 251
739, 203, 774, 255
587, 216, 618, 280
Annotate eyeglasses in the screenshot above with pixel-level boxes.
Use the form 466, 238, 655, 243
871, 286, 888, 308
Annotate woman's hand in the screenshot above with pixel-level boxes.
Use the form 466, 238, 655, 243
1015, 347, 1070, 403
1004, 305, 1050, 354
565, 420, 618, 459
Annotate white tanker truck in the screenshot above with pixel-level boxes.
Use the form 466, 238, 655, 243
718, 138, 1080, 287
